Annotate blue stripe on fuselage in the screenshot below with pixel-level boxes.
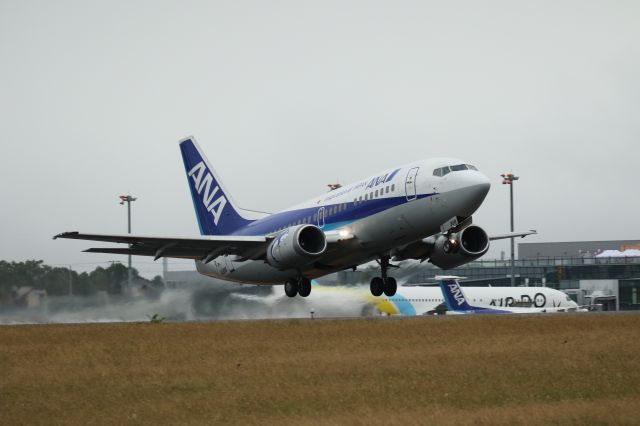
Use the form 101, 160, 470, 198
230, 193, 435, 236
388, 293, 417, 316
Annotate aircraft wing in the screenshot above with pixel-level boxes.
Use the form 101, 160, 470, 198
489, 230, 537, 241
393, 229, 537, 261
53, 231, 269, 261
53, 230, 354, 262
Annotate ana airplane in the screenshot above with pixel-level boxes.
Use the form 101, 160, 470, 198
55, 137, 534, 298
373, 282, 580, 315
437, 276, 579, 314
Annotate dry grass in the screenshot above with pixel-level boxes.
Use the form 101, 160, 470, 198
1, 314, 640, 425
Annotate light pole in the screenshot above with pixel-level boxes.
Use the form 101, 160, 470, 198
501, 173, 519, 287
68, 265, 73, 296
119, 194, 137, 290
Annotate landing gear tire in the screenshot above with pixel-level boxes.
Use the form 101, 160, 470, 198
370, 277, 384, 297
298, 277, 311, 297
284, 279, 298, 297
383, 277, 397, 297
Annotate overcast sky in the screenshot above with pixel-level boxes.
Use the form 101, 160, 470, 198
1, 1, 638, 277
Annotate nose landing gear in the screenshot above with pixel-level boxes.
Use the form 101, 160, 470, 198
369, 256, 397, 297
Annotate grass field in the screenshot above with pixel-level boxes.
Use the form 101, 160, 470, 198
1, 314, 640, 425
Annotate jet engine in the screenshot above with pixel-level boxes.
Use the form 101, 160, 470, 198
428, 225, 490, 269
266, 224, 327, 270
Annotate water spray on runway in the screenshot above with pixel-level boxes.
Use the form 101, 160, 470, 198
0, 283, 376, 324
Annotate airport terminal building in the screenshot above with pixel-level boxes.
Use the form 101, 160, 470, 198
518, 240, 640, 259
402, 239, 640, 311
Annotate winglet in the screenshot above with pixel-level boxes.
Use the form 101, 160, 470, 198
53, 231, 79, 240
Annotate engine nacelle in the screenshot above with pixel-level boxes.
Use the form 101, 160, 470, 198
429, 225, 490, 269
266, 224, 327, 270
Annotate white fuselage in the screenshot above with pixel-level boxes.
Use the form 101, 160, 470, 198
196, 158, 490, 284
374, 285, 579, 315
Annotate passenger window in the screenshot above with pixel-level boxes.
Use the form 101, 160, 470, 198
391, 184, 395, 192
386, 186, 389, 194
375, 190, 379, 197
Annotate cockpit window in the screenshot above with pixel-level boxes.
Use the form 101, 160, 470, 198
433, 166, 451, 177
434, 164, 479, 176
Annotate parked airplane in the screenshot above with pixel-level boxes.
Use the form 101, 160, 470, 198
372, 282, 578, 315
437, 276, 578, 314
230, 281, 578, 317
55, 137, 535, 298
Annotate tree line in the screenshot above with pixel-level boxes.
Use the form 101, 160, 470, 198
0, 260, 163, 304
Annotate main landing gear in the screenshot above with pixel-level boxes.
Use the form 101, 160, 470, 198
370, 256, 397, 297
284, 277, 312, 298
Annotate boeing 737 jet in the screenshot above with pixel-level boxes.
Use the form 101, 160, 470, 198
55, 137, 534, 298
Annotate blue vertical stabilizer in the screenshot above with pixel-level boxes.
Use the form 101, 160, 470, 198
438, 278, 474, 312
179, 137, 254, 235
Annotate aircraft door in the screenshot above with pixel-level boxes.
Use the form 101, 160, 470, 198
317, 206, 325, 228
405, 167, 419, 201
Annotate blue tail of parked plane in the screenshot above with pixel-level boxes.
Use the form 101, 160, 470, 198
438, 277, 474, 312
179, 137, 257, 236
438, 276, 509, 314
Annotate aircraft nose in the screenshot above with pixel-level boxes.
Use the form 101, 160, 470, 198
463, 171, 490, 198
468, 175, 490, 208
474, 173, 491, 198
452, 172, 491, 216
